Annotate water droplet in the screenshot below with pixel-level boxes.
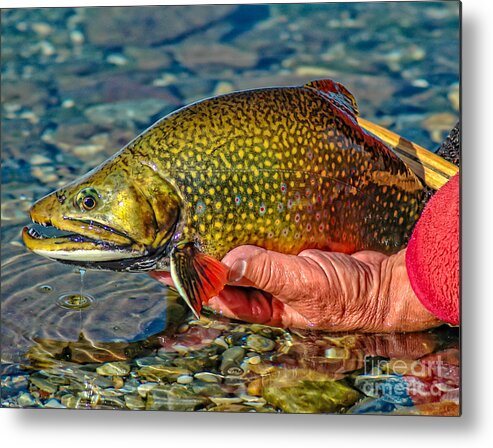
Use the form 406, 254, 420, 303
57, 293, 94, 310
37, 284, 53, 294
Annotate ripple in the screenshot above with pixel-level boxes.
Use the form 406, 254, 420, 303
1, 244, 186, 364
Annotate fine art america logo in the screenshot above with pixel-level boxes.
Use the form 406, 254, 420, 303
359, 356, 455, 401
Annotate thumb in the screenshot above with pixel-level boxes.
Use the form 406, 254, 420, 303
221, 245, 314, 300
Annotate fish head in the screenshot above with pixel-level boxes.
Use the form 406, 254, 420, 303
23, 161, 181, 271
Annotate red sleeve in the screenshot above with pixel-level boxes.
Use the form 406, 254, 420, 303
405, 174, 460, 325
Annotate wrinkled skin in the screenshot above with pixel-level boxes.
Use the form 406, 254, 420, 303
152, 245, 441, 333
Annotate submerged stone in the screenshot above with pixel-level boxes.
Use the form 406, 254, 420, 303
146, 384, 209, 411
245, 334, 276, 353
137, 365, 191, 382
124, 394, 146, 410
96, 362, 131, 377
261, 369, 360, 414
17, 392, 36, 407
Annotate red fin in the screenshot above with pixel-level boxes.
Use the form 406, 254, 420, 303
192, 252, 229, 304
170, 243, 228, 319
304, 79, 359, 118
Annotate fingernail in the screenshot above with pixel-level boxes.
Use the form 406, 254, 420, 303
228, 259, 247, 283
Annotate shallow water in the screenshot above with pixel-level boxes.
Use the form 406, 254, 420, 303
1, 3, 459, 413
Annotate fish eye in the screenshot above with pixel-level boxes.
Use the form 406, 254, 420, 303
76, 188, 99, 212
82, 196, 96, 210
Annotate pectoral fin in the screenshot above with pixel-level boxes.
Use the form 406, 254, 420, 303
170, 243, 228, 319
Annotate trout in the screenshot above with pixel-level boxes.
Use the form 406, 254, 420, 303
23, 79, 425, 318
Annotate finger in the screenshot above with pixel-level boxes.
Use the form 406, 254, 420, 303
221, 245, 267, 268
207, 286, 278, 324
223, 248, 319, 302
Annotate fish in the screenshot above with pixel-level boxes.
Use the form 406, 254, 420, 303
23, 79, 425, 318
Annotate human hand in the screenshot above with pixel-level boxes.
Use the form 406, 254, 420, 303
151, 245, 441, 332
213, 246, 441, 332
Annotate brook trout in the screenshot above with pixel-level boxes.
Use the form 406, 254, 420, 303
23, 79, 424, 318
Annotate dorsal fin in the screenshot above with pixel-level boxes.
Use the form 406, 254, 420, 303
304, 79, 359, 118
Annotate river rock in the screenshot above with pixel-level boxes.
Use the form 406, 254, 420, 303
137, 365, 191, 382
220, 346, 245, 376
29, 375, 58, 394
124, 394, 146, 410
84, 98, 173, 129
194, 372, 222, 383
85, 6, 238, 48
17, 392, 36, 407
44, 398, 66, 408
96, 361, 131, 377
123, 46, 173, 71
261, 369, 360, 413
245, 334, 276, 353
146, 384, 209, 411
176, 43, 258, 70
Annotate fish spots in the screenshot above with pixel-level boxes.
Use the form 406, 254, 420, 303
196, 201, 206, 214
135, 85, 424, 259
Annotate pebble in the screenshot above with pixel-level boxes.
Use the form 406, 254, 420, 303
17, 392, 36, 407
245, 334, 276, 353
61, 394, 79, 408
294, 65, 338, 78
70, 30, 85, 45
448, 82, 460, 111
96, 362, 131, 377
44, 398, 66, 409
100, 388, 124, 397
213, 337, 229, 349
84, 98, 171, 128
106, 54, 128, 66
176, 375, 194, 385
137, 365, 191, 382
30, 376, 58, 394
209, 396, 243, 406
176, 43, 259, 70
61, 98, 75, 108
112, 377, 125, 389
213, 81, 235, 96
30, 154, 52, 166
124, 46, 172, 71
247, 355, 261, 365
137, 382, 158, 398
32, 22, 53, 36
120, 379, 140, 393
194, 372, 222, 383
220, 346, 245, 376
124, 394, 145, 410
146, 384, 209, 411
422, 112, 457, 143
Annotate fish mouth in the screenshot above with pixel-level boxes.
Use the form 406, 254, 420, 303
22, 217, 160, 271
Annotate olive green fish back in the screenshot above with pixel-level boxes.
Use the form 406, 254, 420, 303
125, 87, 424, 258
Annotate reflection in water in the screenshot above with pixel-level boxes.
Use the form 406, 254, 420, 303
2, 307, 459, 414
